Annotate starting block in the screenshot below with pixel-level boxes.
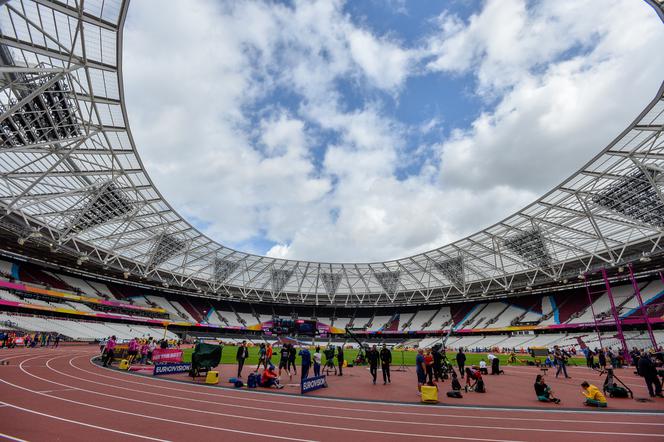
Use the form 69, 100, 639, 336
118, 359, 130, 370
205, 370, 219, 385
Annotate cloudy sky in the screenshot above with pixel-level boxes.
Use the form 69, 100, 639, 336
122, 0, 664, 263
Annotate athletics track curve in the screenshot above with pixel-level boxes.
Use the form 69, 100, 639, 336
0, 348, 663, 442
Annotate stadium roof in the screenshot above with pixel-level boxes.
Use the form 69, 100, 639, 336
0, 0, 663, 306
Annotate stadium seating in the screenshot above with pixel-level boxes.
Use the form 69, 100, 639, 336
0, 311, 178, 341
1, 257, 662, 356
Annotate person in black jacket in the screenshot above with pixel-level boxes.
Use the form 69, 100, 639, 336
278, 344, 290, 377
380, 344, 392, 384
337, 345, 344, 376
638, 351, 663, 398
433, 348, 443, 381
631, 347, 641, 375
236, 341, 249, 378
288, 343, 297, 376
456, 348, 466, 378
367, 345, 380, 385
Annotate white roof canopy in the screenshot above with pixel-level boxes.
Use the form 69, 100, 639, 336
0, 0, 663, 305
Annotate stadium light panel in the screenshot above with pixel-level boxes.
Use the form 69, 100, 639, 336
271, 269, 293, 293
591, 169, 664, 227
320, 272, 342, 296
434, 256, 465, 288
503, 228, 552, 268
374, 270, 400, 296
65, 182, 134, 234
0, 48, 81, 149
212, 258, 239, 284
147, 233, 186, 269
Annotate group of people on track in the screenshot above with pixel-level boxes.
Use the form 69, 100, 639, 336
0, 330, 60, 348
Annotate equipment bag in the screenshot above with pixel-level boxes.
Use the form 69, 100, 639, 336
233, 380, 244, 388
446, 391, 463, 399
607, 385, 629, 398
247, 373, 258, 389
421, 385, 438, 403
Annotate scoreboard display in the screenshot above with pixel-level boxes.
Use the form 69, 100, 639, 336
268, 319, 318, 336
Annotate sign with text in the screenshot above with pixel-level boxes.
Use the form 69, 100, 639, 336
153, 362, 191, 376
301, 375, 327, 394
151, 348, 183, 363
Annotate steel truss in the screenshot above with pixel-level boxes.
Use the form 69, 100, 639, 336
0, 0, 663, 306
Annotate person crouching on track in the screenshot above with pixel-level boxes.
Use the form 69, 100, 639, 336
581, 381, 607, 407
534, 375, 560, 404
313, 346, 322, 377
367, 345, 379, 385
380, 344, 392, 384
464, 367, 485, 392
102, 335, 116, 367
261, 364, 284, 389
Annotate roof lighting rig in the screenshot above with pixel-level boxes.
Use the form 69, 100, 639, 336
321, 272, 342, 297
0, 48, 80, 148
434, 256, 465, 290
503, 228, 552, 268
271, 268, 293, 294
374, 270, 400, 297
591, 168, 664, 228
63, 182, 134, 237
212, 257, 239, 285
146, 233, 186, 270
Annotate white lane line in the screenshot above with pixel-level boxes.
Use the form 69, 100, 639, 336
89, 353, 664, 417
30, 354, 664, 440
23, 353, 520, 442
1, 354, 315, 442
0, 431, 29, 442
75, 355, 664, 426
39, 388, 77, 394
0, 400, 168, 442
59, 357, 664, 428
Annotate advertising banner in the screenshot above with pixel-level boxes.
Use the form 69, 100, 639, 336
153, 362, 192, 375
151, 348, 183, 363
301, 375, 327, 394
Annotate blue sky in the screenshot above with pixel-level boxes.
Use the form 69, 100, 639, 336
123, 0, 664, 262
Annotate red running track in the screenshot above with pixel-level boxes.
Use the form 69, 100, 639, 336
0, 348, 663, 442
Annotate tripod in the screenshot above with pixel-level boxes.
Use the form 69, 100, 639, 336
598, 368, 633, 398
394, 350, 408, 372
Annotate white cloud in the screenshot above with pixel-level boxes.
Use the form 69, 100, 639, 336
123, 0, 664, 263
430, 0, 664, 192
348, 29, 412, 90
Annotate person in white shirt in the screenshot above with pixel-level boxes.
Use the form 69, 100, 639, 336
313, 346, 322, 377
479, 359, 488, 374
487, 353, 496, 361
